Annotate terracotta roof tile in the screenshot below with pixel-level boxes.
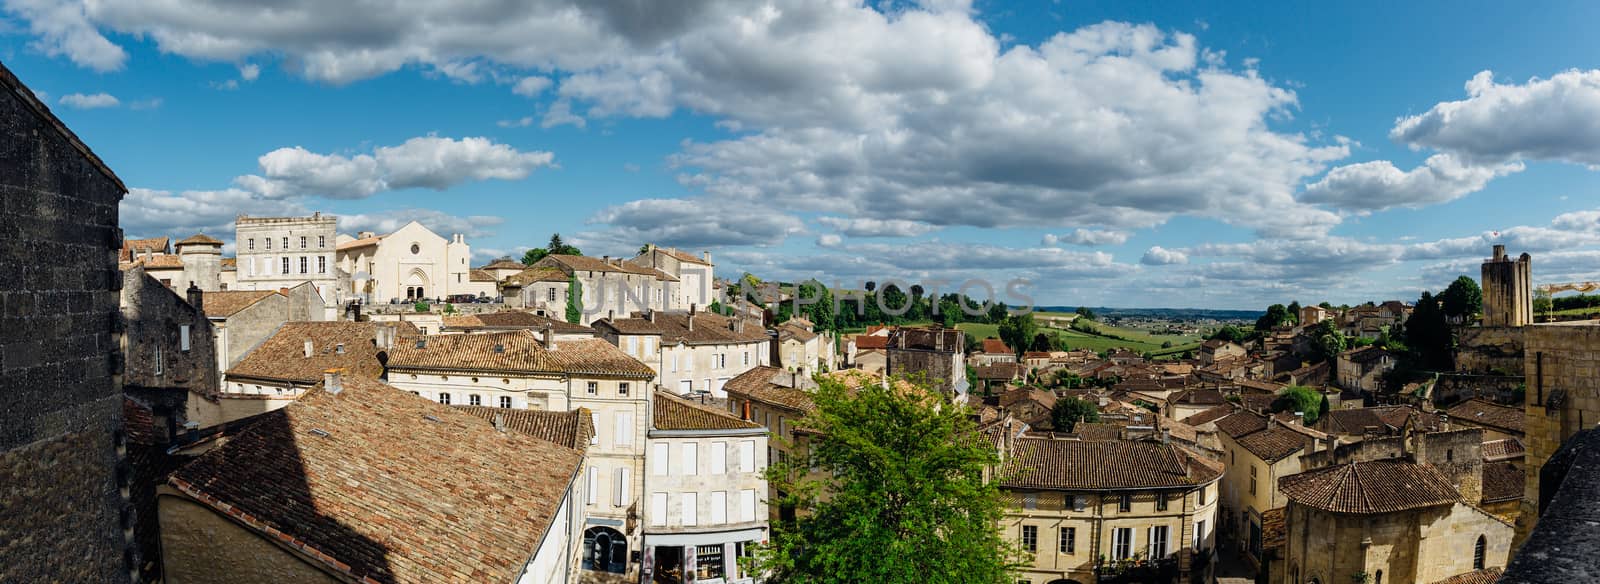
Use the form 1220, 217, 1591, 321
653, 391, 762, 431
500, 267, 569, 287
200, 290, 279, 318
1215, 411, 1269, 438
1170, 389, 1226, 406
441, 311, 593, 335
1235, 426, 1316, 462
1481, 438, 1524, 461
335, 235, 383, 251
479, 258, 527, 270
654, 247, 712, 266
1073, 423, 1125, 441
852, 335, 889, 350
981, 338, 1011, 355
1279, 459, 1461, 514
724, 366, 816, 414
123, 397, 161, 446
169, 377, 583, 584
387, 330, 652, 378
1000, 439, 1223, 490
777, 323, 818, 343
598, 311, 768, 346
1182, 403, 1239, 426
1316, 406, 1426, 435
453, 405, 592, 450
1428, 568, 1502, 584
537, 254, 660, 276
176, 233, 223, 246
1481, 461, 1524, 503
469, 269, 497, 282
1446, 399, 1525, 435
227, 321, 417, 385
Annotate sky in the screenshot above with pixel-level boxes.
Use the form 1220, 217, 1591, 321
4, 0, 1600, 310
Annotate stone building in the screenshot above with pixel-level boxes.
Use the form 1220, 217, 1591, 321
158, 374, 589, 584
215, 321, 411, 425
630, 244, 715, 311
173, 233, 224, 291
234, 213, 344, 318
440, 309, 597, 340
1214, 411, 1333, 567
721, 366, 820, 515
120, 267, 219, 436
1444, 399, 1525, 442
775, 316, 836, 375
593, 307, 772, 397
1482, 244, 1533, 328
642, 391, 769, 584
1516, 319, 1600, 545
497, 265, 573, 314
999, 437, 1223, 584
533, 254, 679, 325
1200, 339, 1248, 365
0, 61, 133, 583
886, 326, 967, 399
1336, 345, 1396, 393
334, 220, 479, 303
381, 330, 658, 581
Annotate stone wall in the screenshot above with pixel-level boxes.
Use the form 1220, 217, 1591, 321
1432, 372, 1524, 407
0, 66, 131, 582
157, 493, 340, 584
1455, 326, 1526, 376
220, 293, 288, 368
1517, 321, 1600, 546
122, 268, 220, 425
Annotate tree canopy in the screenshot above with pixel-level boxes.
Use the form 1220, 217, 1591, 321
1051, 396, 1100, 432
521, 232, 583, 265
1440, 275, 1483, 321
997, 313, 1038, 359
1255, 304, 1293, 333
1310, 319, 1346, 364
1208, 325, 1247, 344
1272, 385, 1324, 425
755, 376, 1019, 584
1074, 306, 1096, 320
1404, 290, 1453, 370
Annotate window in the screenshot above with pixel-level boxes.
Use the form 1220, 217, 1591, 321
681, 493, 698, 526
248, 238, 256, 250
1157, 493, 1168, 511
299, 256, 307, 273
1473, 535, 1486, 570
1113, 528, 1134, 560
711, 442, 728, 474
318, 256, 326, 274
548, 288, 557, 302
710, 491, 728, 524
615, 412, 633, 446
619, 382, 630, 396
282, 237, 288, 249
1150, 525, 1169, 558
281, 257, 290, 274
1059, 527, 1075, 554
180, 324, 191, 352
1022, 492, 1037, 510
651, 493, 668, 526
153, 345, 163, 375
739, 440, 756, 472
1199, 485, 1208, 505
743, 351, 750, 366
1196, 520, 1206, 550
586, 466, 598, 505
318, 235, 325, 248
499, 396, 512, 409
265, 237, 271, 250
739, 489, 756, 522
1376, 571, 1383, 584
299, 236, 307, 249
469, 394, 481, 406
613, 468, 630, 507
1250, 465, 1258, 495
582, 526, 627, 574
1021, 525, 1038, 552
437, 393, 451, 405
681, 443, 698, 475
628, 337, 638, 356
651, 443, 671, 476
1119, 494, 1131, 512
410, 243, 420, 255
587, 381, 598, 395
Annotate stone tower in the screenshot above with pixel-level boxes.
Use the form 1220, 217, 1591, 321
175, 233, 224, 291
1481, 244, 1532, 327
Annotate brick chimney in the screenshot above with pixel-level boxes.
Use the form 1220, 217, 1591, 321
688, 304, 697, 332
186, 282, 203, 312
541, 324, 556, 350
323, 368, 344, 395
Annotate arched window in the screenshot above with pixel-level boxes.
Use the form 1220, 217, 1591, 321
583, 526, 628, 574
1474, 535, 1487, 570
1375, 570, 1383, 584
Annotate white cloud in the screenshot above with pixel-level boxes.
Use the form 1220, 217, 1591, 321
1043, 228, 1131, 247
1392, 69, 1600, 166
581, 197, 805, 250
513, 75, 552, 97
497, 116, 535, 128
1300, 154, 1522, 213
3, 0, 126, 71
815, 217, 939, 238
235, 135, 554, 199
816, 233, 843, 248
239, 63, 260, 81
542, 100, 586, 128
1403, 207, 1600, 261
58, 92, 119, 108
1140, 246, 1188, 265
338, 208, 505, 239
129, 97, 162, 110
120, 187, 306, 238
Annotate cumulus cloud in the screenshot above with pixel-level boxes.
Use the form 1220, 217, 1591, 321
1300, 154, 1522, 213
3, 0, 126, 71
582, 198, 806, 250
1403, 206, 1600, 261
1392, 69, 1600, 166
815, 217, 939, 238
717, 242, 1130, 288
235, 136, 554, 199
1187, 237, 1402, 282
816, 233, 843, 248
120, 187, 306, 238
1140, 246, 1188, 265
338, 208, 505, 239
513, 76, 552, 97
58, 92, 119, 108
1043, 228, 1131, 247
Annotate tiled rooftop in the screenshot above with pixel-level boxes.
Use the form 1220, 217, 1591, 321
453, 405, 593, 450
653, 391, 763, 431
1279, 459, 1461, 514
226, 321, 416, 384
999, 438, 1223, 491
1446, 399, 1525, 434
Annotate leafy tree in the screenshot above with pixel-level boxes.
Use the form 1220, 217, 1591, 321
1272, 385, 1324, 425
1074, 306, 1096, 320
565, 276, 583, 324
1287, 301, 1302, 324
1029, 333, 1053, 353
755, 376, 1020, 584
1406, 291, 1453, 370
1318, 301, 1334, 309
1051, 397, 1100, 432
1317, 394, 1330, 420
524, 233, 583, 265
709, 300, 732, 316
1311, 320, 1346, 364
986, 301, 1009, 324
639, 243, 653, 255
998, 314, 1038, 359
1256, 304, 1292, 333
413, 301, 429, 313
1208, 325, 1247, 343
796, 280, 837, 332
1440, 275, 1483, 321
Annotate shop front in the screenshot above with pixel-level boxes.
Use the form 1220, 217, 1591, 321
642, 527, 764, 584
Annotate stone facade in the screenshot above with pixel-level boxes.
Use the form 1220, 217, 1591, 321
1455, 326, 1527, 376
1282, 501, 1512, 584
0, 62, 131, 583
1517, 320, 1600, 546
335, 221, 476, 303
234, 213, 343, 318
121, 268, 219, 435
1482, 245, 1532, 328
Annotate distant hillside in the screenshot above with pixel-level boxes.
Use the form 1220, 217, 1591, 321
1036, 306, 1260, 321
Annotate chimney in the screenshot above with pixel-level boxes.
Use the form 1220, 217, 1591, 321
769, 330, 781, 367
541, 324, 555, 350
323, 368, 344, 395
688, 304, 697, 332
1267, 414, 1278, 429
186, 282, 204, 311
1161, 428, 1170, 445
703, 251, 712, 264
1324, 434, 1338, 453
493, 413, 506, 433
603, 255, 610, 265
1294, 412, 1304, 425
608, 309, 615, 321
304, 340, 314, 358
647, 309, 656, 323
741, 401, 752, 421
376, 325, 396, 350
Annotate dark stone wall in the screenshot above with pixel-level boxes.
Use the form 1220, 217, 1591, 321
0, 74, 131, 582
121, 267, 220, 426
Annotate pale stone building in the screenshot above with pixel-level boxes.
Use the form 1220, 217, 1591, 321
722, 366, 821, 515
775, 317, 836, 375
334, 220, 476, 303
120, 267, 219, 438
234, 213, 344, 319
1336, 346, 1395, 393
593, 308, 772, 397
498, 265, 575, 315
1214, 411, 1332, 567
1517, 319, 1600, 545
533, 254, 679, 325
631, 244, 715, 311
1200, 339, 1248, 365
999, 437, 1223, 584
158, 375, 589, 584
381, 330, 658, 582
642, 392, 769, 584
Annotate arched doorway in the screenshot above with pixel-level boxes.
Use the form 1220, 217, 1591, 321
404, 268, 430, 301
583, 526, 628, 574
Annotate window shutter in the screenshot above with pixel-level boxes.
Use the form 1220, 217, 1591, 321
710, 491, 727, 524
615, 412, 632, 446
652, 443, 670, 475
591, 413, 600, 445
740, 489, 756, 522
650, 493, 667, 526
681, 493, 698, 526
180, 325, 191, 351
711, 442, 728, 474
614, 468, 631, 507
586, 466, 598, 505
740, 440, 756, 472
682, 443, 698, 475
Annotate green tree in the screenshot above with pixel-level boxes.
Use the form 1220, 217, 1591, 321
1273, 385, 1324, 425
1074, 306, 1096, 320
796, 280, 837, 332
1407, 291, 1453, 370
525, 233, 584, 265
1029, 333, 1053, 353
755, 376, 1019, 584
565, 276, 583, 324
1318, 393, 1330, 420
1440, 275, 1483, 321
1256, 304, 1292, 333
1209, 325, 1247, 343
1287, 301, 1302, 325
998, 313, 1038, 359
1050, 397, 1100, 432
709, 300, 731, 316
521, 248, 548, 265
1311, 320, 1347, 364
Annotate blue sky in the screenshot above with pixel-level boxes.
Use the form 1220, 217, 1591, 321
5, 0, 1600, 309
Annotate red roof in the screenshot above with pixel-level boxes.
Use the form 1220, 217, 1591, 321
981, 338, 1011, 355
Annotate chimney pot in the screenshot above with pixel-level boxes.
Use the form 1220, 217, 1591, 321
324, 369, 343, 395
187, 282, 204, 311
493, 413, 506, 433
304, 340, 314, 357
541, 324, 555, 350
